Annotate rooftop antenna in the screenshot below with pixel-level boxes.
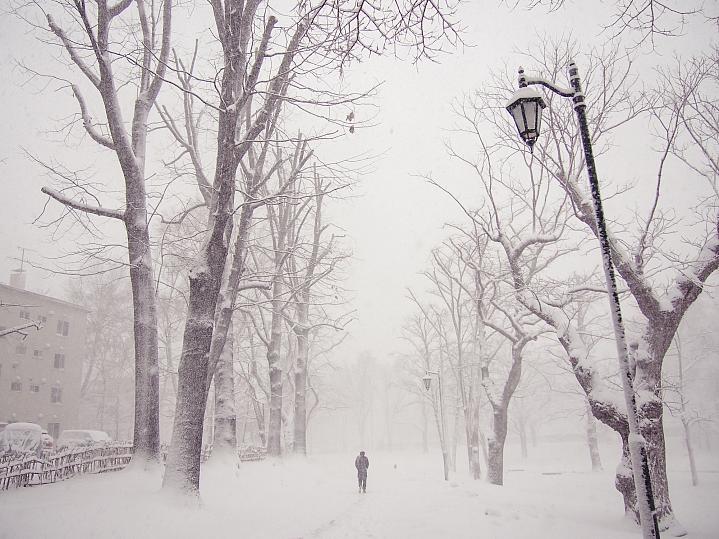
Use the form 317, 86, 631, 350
13, 247, 28, 273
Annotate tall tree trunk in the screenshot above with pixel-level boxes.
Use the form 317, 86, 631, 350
479, 429, 488, 470
637, 320, 681, 531
675, 337, 698, 487
487, 408, 508, 485
163, 268, 221, 490
248, 378, 267, 447
163, 90, 242, 492
266, 291, 284, 457
451, 395, 461, 472
213, 319, 236, 453
467, 392, 482, 479
293, 323, 310, 454
681, 417, 698, 486
127, 228, 160, 462
586, 400, 603, 471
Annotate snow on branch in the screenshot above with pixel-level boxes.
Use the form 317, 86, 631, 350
0, 321, 42, 339
46, 14, 100, 89
660, 232, 719, 313
562, 174, 662, 316
510, 232, 562, 261
42, 187, 125, 221
71, 84, 115, 150
238, 281, 272, 292
108, 0, 134, 19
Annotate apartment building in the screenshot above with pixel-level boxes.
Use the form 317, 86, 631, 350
0, 273, 87, 439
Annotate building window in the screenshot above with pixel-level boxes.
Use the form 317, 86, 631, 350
51, 386, 62, 403
47, 423, 60, 439
54, 353, 65, 369
15, 343, 27, 355
30, 384, 40, 393
19, 310, 31, 320
56, 320, 70, 337
11, 381, 22, 392
33, 349, 43, 359
39, 315, 47, 324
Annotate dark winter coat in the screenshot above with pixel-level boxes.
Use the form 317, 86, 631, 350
355, 454, 369, 477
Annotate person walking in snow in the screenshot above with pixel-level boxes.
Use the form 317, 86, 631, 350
355, 450, 369, 493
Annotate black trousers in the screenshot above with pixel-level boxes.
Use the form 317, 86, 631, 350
358, 472, 367, 490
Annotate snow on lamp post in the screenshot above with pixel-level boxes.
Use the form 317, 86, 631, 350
506, 86, 546, 151
506, 62, 660, 539
423, 369, 449, 481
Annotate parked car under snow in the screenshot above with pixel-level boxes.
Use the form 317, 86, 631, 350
0, 422, 43, 457
56, 430, 111, 450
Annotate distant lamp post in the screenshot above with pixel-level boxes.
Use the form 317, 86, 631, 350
423, 369, 449, 481
506, 62, 660, 539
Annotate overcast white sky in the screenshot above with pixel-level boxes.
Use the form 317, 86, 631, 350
0, 2, 715, 362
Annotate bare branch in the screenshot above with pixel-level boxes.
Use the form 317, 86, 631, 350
41, 186, 125, 221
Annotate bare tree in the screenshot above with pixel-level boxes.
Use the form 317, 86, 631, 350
419, 245, 485, 479
519, 0, 718, 46
480, 301, 541, 485
527, 43, 719, 531
436, 37, 718, 531
665, 334, 711, 487
405, 292, 455, 479
25, 0, 173, 463
67, 273, 136, 436
285, 168, 349, 455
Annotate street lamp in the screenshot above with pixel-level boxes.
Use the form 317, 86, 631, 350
506, 86, 546, 150
423, 369, 449, 481
506, 62, 660, 539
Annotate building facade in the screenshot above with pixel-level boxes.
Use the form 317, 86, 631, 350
0, 274, 87, 439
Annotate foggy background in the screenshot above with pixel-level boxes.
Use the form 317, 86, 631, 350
1, 1, 717, 461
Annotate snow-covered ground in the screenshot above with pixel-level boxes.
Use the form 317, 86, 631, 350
1, 440, 717, 538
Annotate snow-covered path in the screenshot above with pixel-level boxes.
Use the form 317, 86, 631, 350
0, 444, 717, 538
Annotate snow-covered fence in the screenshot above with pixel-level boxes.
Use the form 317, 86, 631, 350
237, 446, 266, 461
0, 443, 133, 491
1, 443, 265, 491
160, 444, 266, 463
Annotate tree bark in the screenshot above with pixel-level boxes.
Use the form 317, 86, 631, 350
213, 318, 237, 453
467, 390, 482, 479
586, 400, 603, 471
487, 409, 508, 485
126, 224, 160, 462
293, 324, 310, 454
266, 289, 285, 457
163, 267, 221, 490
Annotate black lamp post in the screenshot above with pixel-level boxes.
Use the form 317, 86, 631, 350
506, 62, 660, 539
